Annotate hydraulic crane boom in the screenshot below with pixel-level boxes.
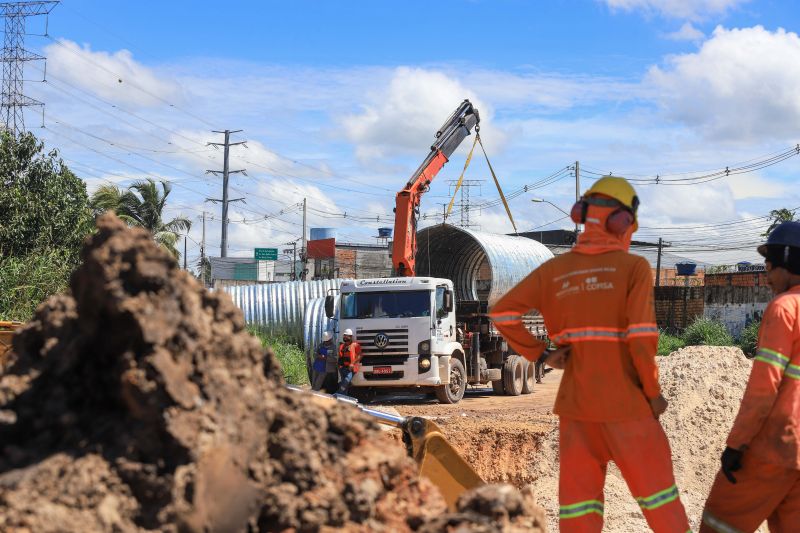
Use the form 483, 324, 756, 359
392, 100, 480, 276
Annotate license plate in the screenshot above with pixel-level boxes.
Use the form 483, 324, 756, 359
373, 366, 392, 375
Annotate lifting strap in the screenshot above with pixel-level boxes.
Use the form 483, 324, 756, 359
478, 135, 517, 233
445, 132, 479, 220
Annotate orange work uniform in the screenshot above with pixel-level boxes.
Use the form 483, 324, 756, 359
702, 285, 800, 533
489, 205, 690, 532
338, 341, 362, 372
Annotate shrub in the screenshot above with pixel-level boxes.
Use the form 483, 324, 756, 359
681, 317, 734, 347
0, 248, 76, 321
737, 319, 761, 357
249, 328, 309, 385
658, 332, 686, 356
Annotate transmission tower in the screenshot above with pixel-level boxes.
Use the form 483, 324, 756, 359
447, 179, 483, 229
0, 1, 57, 136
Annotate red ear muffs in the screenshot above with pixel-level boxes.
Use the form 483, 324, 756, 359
606, 209, 635, 235
570, 200, 585, 225
570, 196, 636, 235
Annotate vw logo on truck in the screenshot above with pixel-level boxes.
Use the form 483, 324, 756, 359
374, 332, 390, 349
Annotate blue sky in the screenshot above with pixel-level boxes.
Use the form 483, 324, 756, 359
21, 0, 800, 266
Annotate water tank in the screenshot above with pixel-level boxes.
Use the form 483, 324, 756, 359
310, 228, 336, 241
676, 262, 697, 276
736, 261, 751, 272
378, 227, 393, 238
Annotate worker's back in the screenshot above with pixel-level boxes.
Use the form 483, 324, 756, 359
531, 249, 658, 422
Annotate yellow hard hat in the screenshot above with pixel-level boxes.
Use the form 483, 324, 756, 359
584, 176, 639, 212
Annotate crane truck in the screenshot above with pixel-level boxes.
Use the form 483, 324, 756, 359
323, 100, 549, 404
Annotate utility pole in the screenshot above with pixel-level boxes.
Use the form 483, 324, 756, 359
206, 130, 246, 257
574, 160, 580, 235
200, 212, 207, 286
0, 2, 57, 136
183, 235, 187, 270
655, 237, 663, 287
284, 241, 297, 281
301, 198, 307, 281
447, 179, 483, 229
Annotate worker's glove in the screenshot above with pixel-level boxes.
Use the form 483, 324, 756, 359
720, 447, 744, 484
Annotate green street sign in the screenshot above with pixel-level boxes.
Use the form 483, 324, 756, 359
254, 247, 278, 261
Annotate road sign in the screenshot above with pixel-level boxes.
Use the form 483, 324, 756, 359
254, 247, 277, 261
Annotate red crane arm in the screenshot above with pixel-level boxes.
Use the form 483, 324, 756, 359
391, 100, 480, 277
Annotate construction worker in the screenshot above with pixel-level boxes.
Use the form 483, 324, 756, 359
490, 176, 690, 532
701, 221, 800, 533
337, 328, 362, 395
311, 331, 334, 391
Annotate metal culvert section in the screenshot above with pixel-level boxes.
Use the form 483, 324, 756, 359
303, 296, 338, 360
416, 225, 554, 306
222, 279, 346, 343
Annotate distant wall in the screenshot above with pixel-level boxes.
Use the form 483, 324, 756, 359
703, 273, 772, 338
654, 286, 704, 331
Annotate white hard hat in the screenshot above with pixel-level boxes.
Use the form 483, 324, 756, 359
343, 328, 354, 336
322, 331, 332, 341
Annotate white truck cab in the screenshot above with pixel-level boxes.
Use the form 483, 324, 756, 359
332, 277, 466, 403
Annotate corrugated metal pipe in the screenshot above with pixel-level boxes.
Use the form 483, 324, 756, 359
221, 279, 346, 344
415, 224, 554, 306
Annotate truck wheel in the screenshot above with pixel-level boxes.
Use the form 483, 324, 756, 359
435, 358, 466, 404
503, 355, 524, 396
521, 359, 535, 394
491, 379, 505, 395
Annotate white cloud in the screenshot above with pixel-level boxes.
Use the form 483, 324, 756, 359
639, 182, 736, 224
665, 22, 705, 41
44, 39, 182, 107
725, 173, 790, 199
341, 67, 504, 162
646, 26, 800, 141
602, 0, 749, 20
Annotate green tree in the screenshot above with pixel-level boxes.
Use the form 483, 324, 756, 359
0, 132, 94, 259
0, 132, 94, 321
763, 208, 796, 236
90, 178, 191, 259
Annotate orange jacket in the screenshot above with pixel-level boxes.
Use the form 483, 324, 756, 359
338, 342, 362, 372
726, 285, 800, 470
489, 233, 660, 422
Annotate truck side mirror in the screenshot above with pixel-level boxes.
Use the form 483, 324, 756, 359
325, 295, 335, 319
443, 291, 453, 313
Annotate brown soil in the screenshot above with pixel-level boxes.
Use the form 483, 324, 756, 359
0, 214, 546, 533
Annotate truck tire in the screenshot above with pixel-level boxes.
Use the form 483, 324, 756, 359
503, 355, 524, 396
435, 358, 466, 404
491, 378, 505, 395
521, 359, 535, 394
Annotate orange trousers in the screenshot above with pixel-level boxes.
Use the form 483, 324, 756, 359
559, 416, 690, 532
701, 454, 800, 533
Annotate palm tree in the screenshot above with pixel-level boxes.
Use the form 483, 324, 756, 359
90, 179, 191, 259
763, 208, 796, 236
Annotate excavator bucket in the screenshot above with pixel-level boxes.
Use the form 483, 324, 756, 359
286, 386, 484, 509
404, 417, 484, 509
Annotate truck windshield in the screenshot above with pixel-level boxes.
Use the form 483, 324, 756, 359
341, 291, 431, 319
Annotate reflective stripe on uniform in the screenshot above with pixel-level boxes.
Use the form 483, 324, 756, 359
626, 322, 659, 339
489, 312, 523, 325
754, 347, 790, 371
551, 327, 625, 344
635, 484, 680, 511
559, 499, 604, 519
701, 510, 743, 533
786, 363, 800, 380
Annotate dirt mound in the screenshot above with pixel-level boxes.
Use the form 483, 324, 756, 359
0, 214, 548, 532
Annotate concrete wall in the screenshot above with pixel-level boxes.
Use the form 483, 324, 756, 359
703, 273, 772, 338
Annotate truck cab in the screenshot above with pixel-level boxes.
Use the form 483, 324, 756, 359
332, 277, 466, 403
